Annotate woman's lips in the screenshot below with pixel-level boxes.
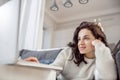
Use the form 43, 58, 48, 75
79, 47, 86, 51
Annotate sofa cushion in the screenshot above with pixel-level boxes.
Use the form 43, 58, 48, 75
112, 40, 120, 79
115, 50, 120, 79
19, 48, 63, 64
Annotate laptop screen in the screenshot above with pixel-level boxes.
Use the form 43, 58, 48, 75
0, 0, 20, 64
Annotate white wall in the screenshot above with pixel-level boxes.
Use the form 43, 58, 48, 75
52, 22, 79, 48
42, 26, 54, 49
42, 12, 57, 49
44, 10, 120, 49
104, 25, 120, 44
102, 14, 120, 44
52, 13, 120, 48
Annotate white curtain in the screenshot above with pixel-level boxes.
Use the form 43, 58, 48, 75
19, 0, 45, 50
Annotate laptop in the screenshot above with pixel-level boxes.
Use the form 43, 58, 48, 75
0, 0, 20, 64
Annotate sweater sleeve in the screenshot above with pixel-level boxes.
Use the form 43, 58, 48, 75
50, 47, 69, 67
50, 47, 70, 75
93, 41, 117, 80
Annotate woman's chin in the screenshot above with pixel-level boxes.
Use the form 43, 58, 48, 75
80, 51, 85, 54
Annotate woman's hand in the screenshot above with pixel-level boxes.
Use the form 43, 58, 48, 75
92, 39, 106, 48
92, 39, 102, 46
24, 57, 39, 63
92, 39, 111, 59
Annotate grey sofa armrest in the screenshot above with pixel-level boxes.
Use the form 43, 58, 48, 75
115, 50, 120, 79
112, 40, 120, 79
19, 48, 63, 64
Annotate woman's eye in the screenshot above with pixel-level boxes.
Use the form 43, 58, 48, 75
78, 37, 90, 41
84, 37, 89, 40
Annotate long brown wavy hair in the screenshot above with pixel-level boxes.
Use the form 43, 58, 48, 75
68, 21, 109, 66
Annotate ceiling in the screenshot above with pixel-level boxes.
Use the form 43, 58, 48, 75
0, 0, 10, 6
45, 0, 120, 24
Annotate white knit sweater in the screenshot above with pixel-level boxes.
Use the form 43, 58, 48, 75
51, 42, 117, 80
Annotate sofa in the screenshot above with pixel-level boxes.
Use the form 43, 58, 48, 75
19, 48, 63, 64
112, 40, 120, 79
19, 42, 116, 64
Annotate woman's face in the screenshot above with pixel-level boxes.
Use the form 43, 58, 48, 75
77, 29, 96, 58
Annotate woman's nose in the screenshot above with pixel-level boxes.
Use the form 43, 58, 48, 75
79, 39, 85, 45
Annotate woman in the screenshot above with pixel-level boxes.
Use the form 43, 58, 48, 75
25, 21, 117, 80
